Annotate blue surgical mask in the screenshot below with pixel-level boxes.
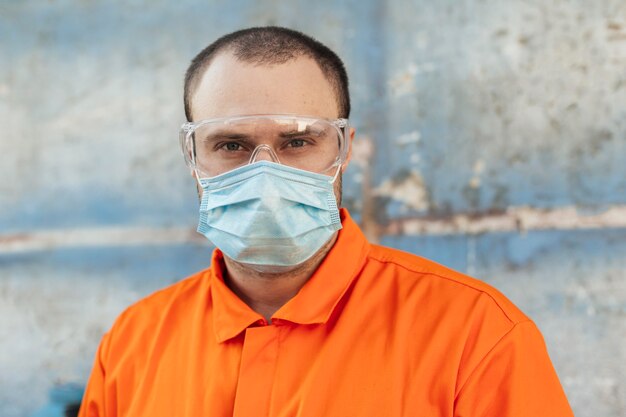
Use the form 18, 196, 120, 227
197, 161, 342, 272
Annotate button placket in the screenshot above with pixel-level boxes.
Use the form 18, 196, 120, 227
232, 325, 281, 417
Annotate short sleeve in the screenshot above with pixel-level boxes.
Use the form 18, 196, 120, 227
454, 320, 573, 417
78, 332, 113, 417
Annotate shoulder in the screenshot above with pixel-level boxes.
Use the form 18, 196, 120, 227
92, 268, 213, 386
364, 244, 529, 325
107, 268, 212, 339
361, 244, 539, 388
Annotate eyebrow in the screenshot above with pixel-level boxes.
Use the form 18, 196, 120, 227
201, 130, 253, 142
278, 127, 326, 138
200, 126, 328, 142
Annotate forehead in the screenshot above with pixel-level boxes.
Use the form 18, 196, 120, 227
190, 51, 339, 121
196, 116, 335, 139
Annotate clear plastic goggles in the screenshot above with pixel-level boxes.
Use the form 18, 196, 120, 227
180, 115, 349, 179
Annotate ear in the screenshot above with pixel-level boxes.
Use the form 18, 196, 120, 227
341, 127, 356, 172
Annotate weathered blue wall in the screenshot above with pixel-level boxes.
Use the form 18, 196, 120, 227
1, 1, 625, 416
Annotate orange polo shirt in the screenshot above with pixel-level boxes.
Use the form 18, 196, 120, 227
79, 209, 573, 417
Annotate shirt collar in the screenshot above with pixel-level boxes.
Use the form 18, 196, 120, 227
210, 209, 370, 343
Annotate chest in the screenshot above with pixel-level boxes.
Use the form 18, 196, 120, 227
116, 318, 460, 417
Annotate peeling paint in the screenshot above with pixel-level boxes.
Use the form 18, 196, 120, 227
0, 227, 204, 254
388, 62, 436, 97
4, 205, 624, 254
349, 135, 375, 168
385, 205, 626, 236
468, 159, 485, 189
395, 130, 421, 146
374, 170, 430, 213
2, 1, 625, 416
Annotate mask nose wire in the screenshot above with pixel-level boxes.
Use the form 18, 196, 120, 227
248, 144, 281, 164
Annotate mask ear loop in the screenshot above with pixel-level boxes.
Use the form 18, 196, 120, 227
329, 163, 342, 184
193, 168, 206, 190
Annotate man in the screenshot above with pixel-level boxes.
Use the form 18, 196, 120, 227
79, 27, 573, 416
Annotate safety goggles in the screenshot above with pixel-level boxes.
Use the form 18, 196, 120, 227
180, 114, 349, 179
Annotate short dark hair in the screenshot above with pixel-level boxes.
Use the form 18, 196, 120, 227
183, 26, 350, 121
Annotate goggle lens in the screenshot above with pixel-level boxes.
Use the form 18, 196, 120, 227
181, 115, 348, 178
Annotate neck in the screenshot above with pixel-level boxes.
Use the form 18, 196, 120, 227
222, 233, 337, 322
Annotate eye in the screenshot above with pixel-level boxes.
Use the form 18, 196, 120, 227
220, 142, 243, 151
288, 139, 306, 148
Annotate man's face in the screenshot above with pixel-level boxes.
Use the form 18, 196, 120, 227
189, 51, 352, 204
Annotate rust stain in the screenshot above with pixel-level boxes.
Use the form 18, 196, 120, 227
383, 205, 626, 236
0, 233, 30, 244
607, 34, 626, 41
607, 22, 622, 31
0, 227, 204, 254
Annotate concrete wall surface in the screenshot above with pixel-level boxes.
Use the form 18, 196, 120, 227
1, 1, 625, 416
